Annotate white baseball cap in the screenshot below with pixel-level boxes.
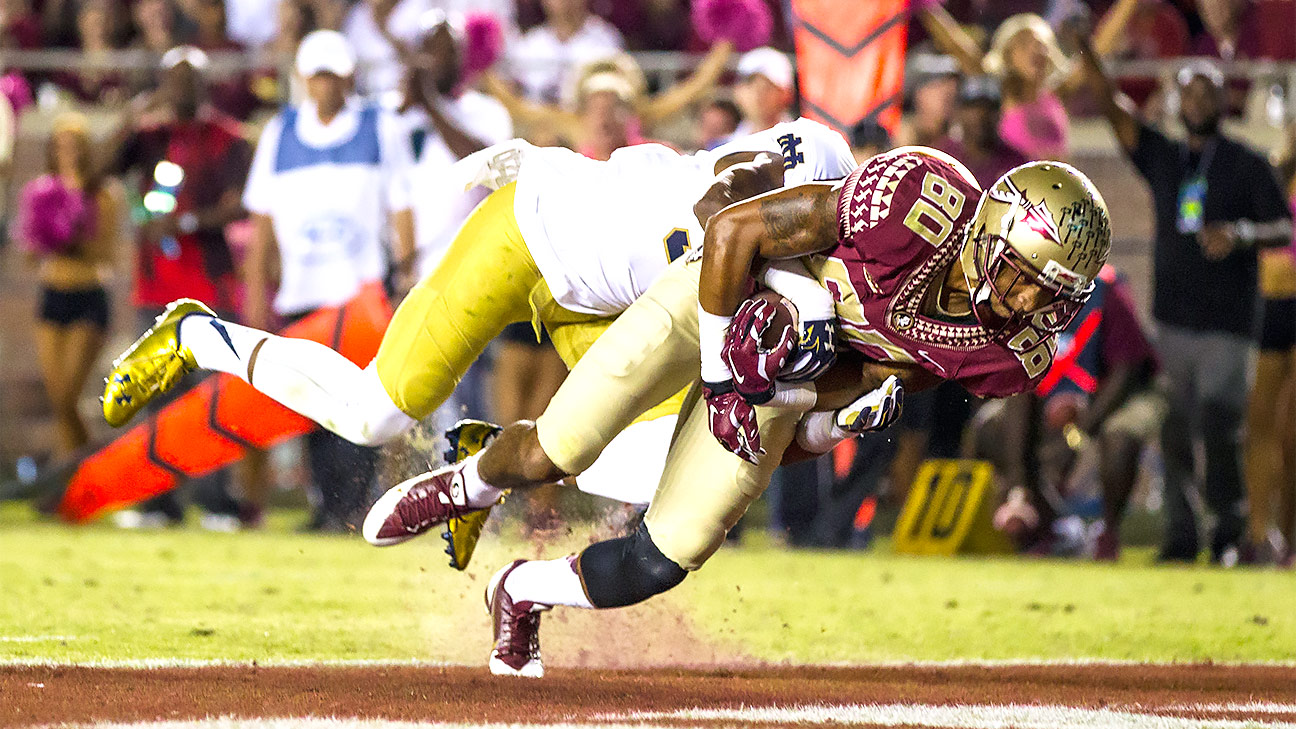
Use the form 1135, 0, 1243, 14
737, 47, 793, 92
160, 45, 209, 71
295, 29, 356, 78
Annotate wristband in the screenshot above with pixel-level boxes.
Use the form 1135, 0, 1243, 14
766, 381, 817, 411
795, 410, 848, 454
698, 306, 734, 383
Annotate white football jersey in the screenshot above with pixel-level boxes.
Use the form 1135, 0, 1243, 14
506, 118, 857, 316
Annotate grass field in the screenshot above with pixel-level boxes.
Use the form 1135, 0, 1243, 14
3, 501, 1294, 667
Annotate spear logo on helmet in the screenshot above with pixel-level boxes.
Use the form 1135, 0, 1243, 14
989, 178, 1063, 246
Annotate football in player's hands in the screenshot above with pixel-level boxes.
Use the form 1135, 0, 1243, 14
722, 291, 798, 404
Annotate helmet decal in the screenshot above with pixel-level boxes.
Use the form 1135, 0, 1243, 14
988, 177, 1062, 245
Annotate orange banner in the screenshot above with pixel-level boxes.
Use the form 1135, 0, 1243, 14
57, 283, 392, 523
790, 0, 909, 135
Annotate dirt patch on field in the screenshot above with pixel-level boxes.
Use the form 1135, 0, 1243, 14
4, 663, 1296, 727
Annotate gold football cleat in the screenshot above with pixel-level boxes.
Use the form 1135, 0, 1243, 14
442, 418, 504, 571
102, 298, 215, 427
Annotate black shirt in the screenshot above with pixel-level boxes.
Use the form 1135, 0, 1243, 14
1128, 123, 1290, 337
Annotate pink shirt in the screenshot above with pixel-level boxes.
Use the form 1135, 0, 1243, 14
998, 90, 1069, 160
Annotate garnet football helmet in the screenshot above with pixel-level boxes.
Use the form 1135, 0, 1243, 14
960, 161, 1111, 336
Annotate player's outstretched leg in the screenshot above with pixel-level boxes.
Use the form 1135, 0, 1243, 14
104, 302, 418, 445
102, 299, 215, 427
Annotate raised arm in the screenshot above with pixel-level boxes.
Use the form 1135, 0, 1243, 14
917, 6, 986, 76
639, 41, 735, 129
1090, 0, 1140, 57
1074, 35, 1138, 152
480, 73, 579, 141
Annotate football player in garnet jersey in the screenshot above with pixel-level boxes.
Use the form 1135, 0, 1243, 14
361, 147, 1112, 677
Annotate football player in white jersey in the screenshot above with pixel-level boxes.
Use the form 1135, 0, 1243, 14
102, 119, 856, 552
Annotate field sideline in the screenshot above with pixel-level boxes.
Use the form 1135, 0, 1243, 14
3, 501, 1295, 666
6, 502, 1296, 728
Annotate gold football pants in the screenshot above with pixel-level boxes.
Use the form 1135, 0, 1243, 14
375, 182, 683, 423
536, 258, 804, 569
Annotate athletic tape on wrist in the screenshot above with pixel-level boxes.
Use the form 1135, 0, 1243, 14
698, 307, 734, 383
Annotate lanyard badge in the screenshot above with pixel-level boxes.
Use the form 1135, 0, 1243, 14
1176, 175, 1206, 234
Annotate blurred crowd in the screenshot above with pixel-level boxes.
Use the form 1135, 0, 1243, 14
4, 0, 1296, 568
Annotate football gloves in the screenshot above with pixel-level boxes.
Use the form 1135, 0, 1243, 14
702, 380, 763, 465
722, 297, 797, 405
835, 375, 905, 434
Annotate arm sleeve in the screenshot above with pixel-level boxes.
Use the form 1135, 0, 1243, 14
379, 110, 415, 212
241, 116, 281, 215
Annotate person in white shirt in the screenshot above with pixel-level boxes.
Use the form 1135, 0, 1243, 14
507, 0, 622, 103
396, 10, 513, 276
239, 29, 417, 531
394, 9, 514, 430
343, 0, 433, 96
732, 46, 795, 137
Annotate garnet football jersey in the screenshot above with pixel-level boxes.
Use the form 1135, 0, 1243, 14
804, 147, 1057, 398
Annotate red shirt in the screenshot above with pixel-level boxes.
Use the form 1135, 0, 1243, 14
820, 149, 1054, 398
112, 109, 252, 310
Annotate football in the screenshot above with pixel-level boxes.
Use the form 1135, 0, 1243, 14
746, 289, 799, 351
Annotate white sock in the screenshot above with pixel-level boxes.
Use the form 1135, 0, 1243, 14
180, 315, 417, 446
179, 315, 268, 380
460, 453, 505, 508
504, 556, 594, 609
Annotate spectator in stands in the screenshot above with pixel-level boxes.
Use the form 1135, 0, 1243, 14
919, 5, 1139, 159
1244, 127, 1296, 566
1193, 0, 1296, 61
0, 0, 41, 50
131, 0, 179, 55
695, 97, 741, 151
102, 47, 253, 530
343, 0, 432, 96
1095, 0, 1189, 109
935, 75, 1028, 188
976, 266, 1163, 560
397, 10, 512, 279
242, 30, 415, 532
394, 9, 511, 429
183, 0, 259, 120
847, 119, 890, 161
485, 47, 732, 151
507, 0, 623, 104
894, 55, 959, 150
308, 0, 349, 32
225, 0, 282, 50
18, 114, 125, 458
1080, 41, 1295, 564
57, 0, 128, 106
732, 46, 792, 136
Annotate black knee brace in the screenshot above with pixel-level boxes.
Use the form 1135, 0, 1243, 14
576, 521, 687, 608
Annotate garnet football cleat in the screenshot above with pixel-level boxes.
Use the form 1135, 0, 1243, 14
102, 299, 215, 427
442, 419, 504, 571
362, 463, 485, 547
486, 560, 547, 678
